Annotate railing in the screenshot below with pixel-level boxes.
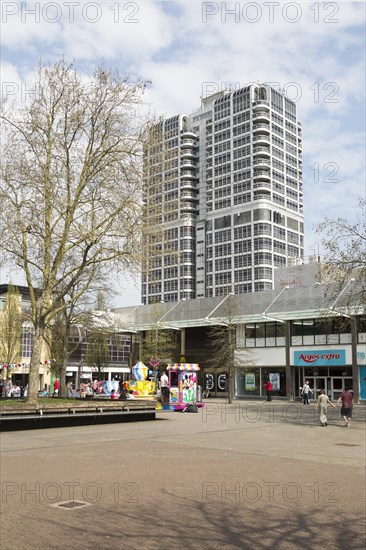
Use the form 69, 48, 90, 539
253, 147, 270, 154
253, 135, 270, 142
253, 159, 271, 166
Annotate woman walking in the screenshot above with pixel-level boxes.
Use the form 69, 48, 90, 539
316, 389, 335, 426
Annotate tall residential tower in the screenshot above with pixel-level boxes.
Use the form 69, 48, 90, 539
142, 84, 303, 304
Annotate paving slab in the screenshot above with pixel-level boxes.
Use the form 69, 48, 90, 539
1, 401, 365, 549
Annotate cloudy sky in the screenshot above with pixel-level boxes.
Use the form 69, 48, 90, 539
1, 0, 365, 306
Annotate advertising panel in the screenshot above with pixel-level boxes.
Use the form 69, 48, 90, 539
245, 373, 256, 390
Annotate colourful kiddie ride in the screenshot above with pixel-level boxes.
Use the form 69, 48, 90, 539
166, 363, 204, 411
125, 361, 156, 400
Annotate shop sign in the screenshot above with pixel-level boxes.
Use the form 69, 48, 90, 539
245, 373, 256, 390
294, 349, 346, 366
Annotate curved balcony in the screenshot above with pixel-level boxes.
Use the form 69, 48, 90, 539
253, 169, 271, 180
252, 110, 270, 121
253, 191, 271, 201
181, 138, 197, 148
181, 130, 196, 139
253, 158, 271, 168
180, 202, 198, 213
252, 100, 270, 109
181, 159, 196, 168
253, 146, 270, 156
181, 149, 197, 159
253, 122, 270, 133
181, 191, 198, 201
253, 134, 270, 144
181, 170, 197, 180
253, 180, 271, 190
180, 181, 197, 191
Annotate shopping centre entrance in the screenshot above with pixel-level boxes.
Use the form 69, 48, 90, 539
304, 376, 353, 401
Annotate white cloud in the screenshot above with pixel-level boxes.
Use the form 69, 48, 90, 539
1, 0, 365, 303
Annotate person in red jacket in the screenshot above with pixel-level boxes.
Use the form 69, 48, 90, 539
53, 378, 60, 397
265, 379, 273, 401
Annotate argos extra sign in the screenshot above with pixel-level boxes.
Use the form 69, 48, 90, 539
294, 350, 346, 367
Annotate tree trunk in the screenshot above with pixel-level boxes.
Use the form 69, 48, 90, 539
228, 371, 235, 404
60, 352, 68, 398
26, 324, 47, 404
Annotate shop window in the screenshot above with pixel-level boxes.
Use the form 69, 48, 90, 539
236, 370, 260, 397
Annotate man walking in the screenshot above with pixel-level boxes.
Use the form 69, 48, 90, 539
302, 380, 313, 405
337, 387, 354, 427
160, 371, 169, 404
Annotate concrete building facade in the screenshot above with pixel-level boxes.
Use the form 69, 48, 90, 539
142, 84, 303, 305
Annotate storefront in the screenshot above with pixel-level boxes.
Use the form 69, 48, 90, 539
235, 367, 287, 398
358, 350, 366, 400
293, 348, 353, 401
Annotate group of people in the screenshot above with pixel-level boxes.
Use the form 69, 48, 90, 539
266, 378, 354, 427
316, 387, 354, 427
0, 376, 27, 398
300, 380, 354, 427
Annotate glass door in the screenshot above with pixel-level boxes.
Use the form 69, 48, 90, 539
331, 377, 353, 401
314, 377, 327, 400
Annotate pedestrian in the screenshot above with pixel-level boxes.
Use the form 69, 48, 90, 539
12, 383, 21, 398
265, 379, 273, 401
316, 389, 335, 426
0, 374, 4, 398
336, 387, 354, 428
5, 378, 13, 398
301, 380, 313, 405
53, 378, 60, 397
160, 371, 169, 403
127, 390, 135, 400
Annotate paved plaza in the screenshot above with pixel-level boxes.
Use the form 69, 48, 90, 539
1, 400, 365, 549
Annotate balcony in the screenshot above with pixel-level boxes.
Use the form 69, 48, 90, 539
180, 191, 198, 201
253, 169, 271, 180
181, 159, 196, 168
181, 138, 197, 148
253, 146, 270, 156
181, 149, 197, 159
180, 181, 196, 191
180, 202, 198, 213
253, 122, 270, 133
253, 110, 270, 121
253, 158, 271, 167
253, 180, 271, 190
181, 130, 196, 138
180, 170, 197, 180
253, 192, 271, 201
253, 134, 270, 144
252, 100, 270, 109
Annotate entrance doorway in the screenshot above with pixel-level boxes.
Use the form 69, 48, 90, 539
304, 377, 326, 401
331, 377, 353, 401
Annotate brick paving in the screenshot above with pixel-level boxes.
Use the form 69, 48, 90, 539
1, 400, 365, 549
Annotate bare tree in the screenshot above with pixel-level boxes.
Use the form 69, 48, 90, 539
207, 295, 252, 404
0, 284, 22, 367
316, 199, 366, 312
0, 60, 149, 403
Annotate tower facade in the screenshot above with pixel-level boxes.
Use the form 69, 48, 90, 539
142, 84, 303, 304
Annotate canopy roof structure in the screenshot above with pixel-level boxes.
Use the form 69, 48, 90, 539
112, 266, 364, 333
